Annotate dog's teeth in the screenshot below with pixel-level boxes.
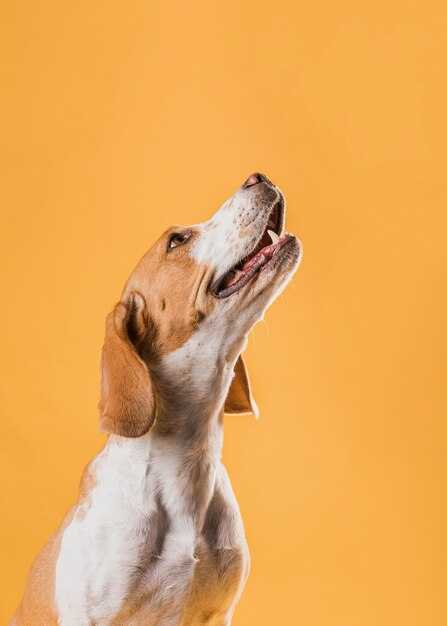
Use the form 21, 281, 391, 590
267, 229, 280, 244
233, 269, 243, 280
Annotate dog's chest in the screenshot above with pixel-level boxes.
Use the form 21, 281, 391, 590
55, 440, 249, 625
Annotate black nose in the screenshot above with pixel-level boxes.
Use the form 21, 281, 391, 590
242, 172, 274, 188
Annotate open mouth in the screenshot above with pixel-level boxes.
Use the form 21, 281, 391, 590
211, 195, 293, 299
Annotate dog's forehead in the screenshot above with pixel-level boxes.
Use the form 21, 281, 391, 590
126, 229, 199, 288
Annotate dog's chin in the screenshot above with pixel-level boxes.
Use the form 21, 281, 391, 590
253, 235, 301, 298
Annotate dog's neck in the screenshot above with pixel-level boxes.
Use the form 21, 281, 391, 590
105, 419, 223, 533
104, 340, 239, 526
152, 322, 247, 438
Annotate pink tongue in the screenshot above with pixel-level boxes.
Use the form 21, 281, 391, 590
241, 240, 277, 271
224, 240, 280, 287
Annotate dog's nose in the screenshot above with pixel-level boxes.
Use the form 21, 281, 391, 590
244, 173, 263, 187
243, 172, 274, 188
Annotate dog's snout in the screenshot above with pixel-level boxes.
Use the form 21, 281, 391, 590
243, 172, 275, 188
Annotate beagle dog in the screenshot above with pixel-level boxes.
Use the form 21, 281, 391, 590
11, 173, 302, 626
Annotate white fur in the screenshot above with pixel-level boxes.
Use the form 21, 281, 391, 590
55, 438, 155, 624
192, 186, 270, 278
55, 430, 246, 625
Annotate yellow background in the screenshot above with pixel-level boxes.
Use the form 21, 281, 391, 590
1, 1, 446, 624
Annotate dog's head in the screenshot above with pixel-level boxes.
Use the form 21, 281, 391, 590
99, 173, 302, 437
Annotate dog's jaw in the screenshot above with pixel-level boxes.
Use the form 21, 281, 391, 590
192, 176, 301, 309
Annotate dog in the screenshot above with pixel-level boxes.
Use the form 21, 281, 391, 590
11, 172, 302, 626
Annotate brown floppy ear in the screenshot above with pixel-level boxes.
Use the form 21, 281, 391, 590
224, 354, 259, 418
99, 293, 156, 437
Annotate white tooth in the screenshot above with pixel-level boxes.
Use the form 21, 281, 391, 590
267, 229, 279, 244
234, 269, 243, 277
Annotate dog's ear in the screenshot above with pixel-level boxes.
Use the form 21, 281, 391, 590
224, 354, 259, 418
99, 293, 156, 437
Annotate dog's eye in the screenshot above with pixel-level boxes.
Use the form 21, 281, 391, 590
168, 232, 190, 250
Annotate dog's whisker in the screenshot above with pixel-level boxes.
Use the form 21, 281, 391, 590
249, 329, 256, 344
261, 318, 270, 336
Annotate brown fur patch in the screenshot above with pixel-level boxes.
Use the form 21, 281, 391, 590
224, 355, 257, 416
12, 507, 76, 626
